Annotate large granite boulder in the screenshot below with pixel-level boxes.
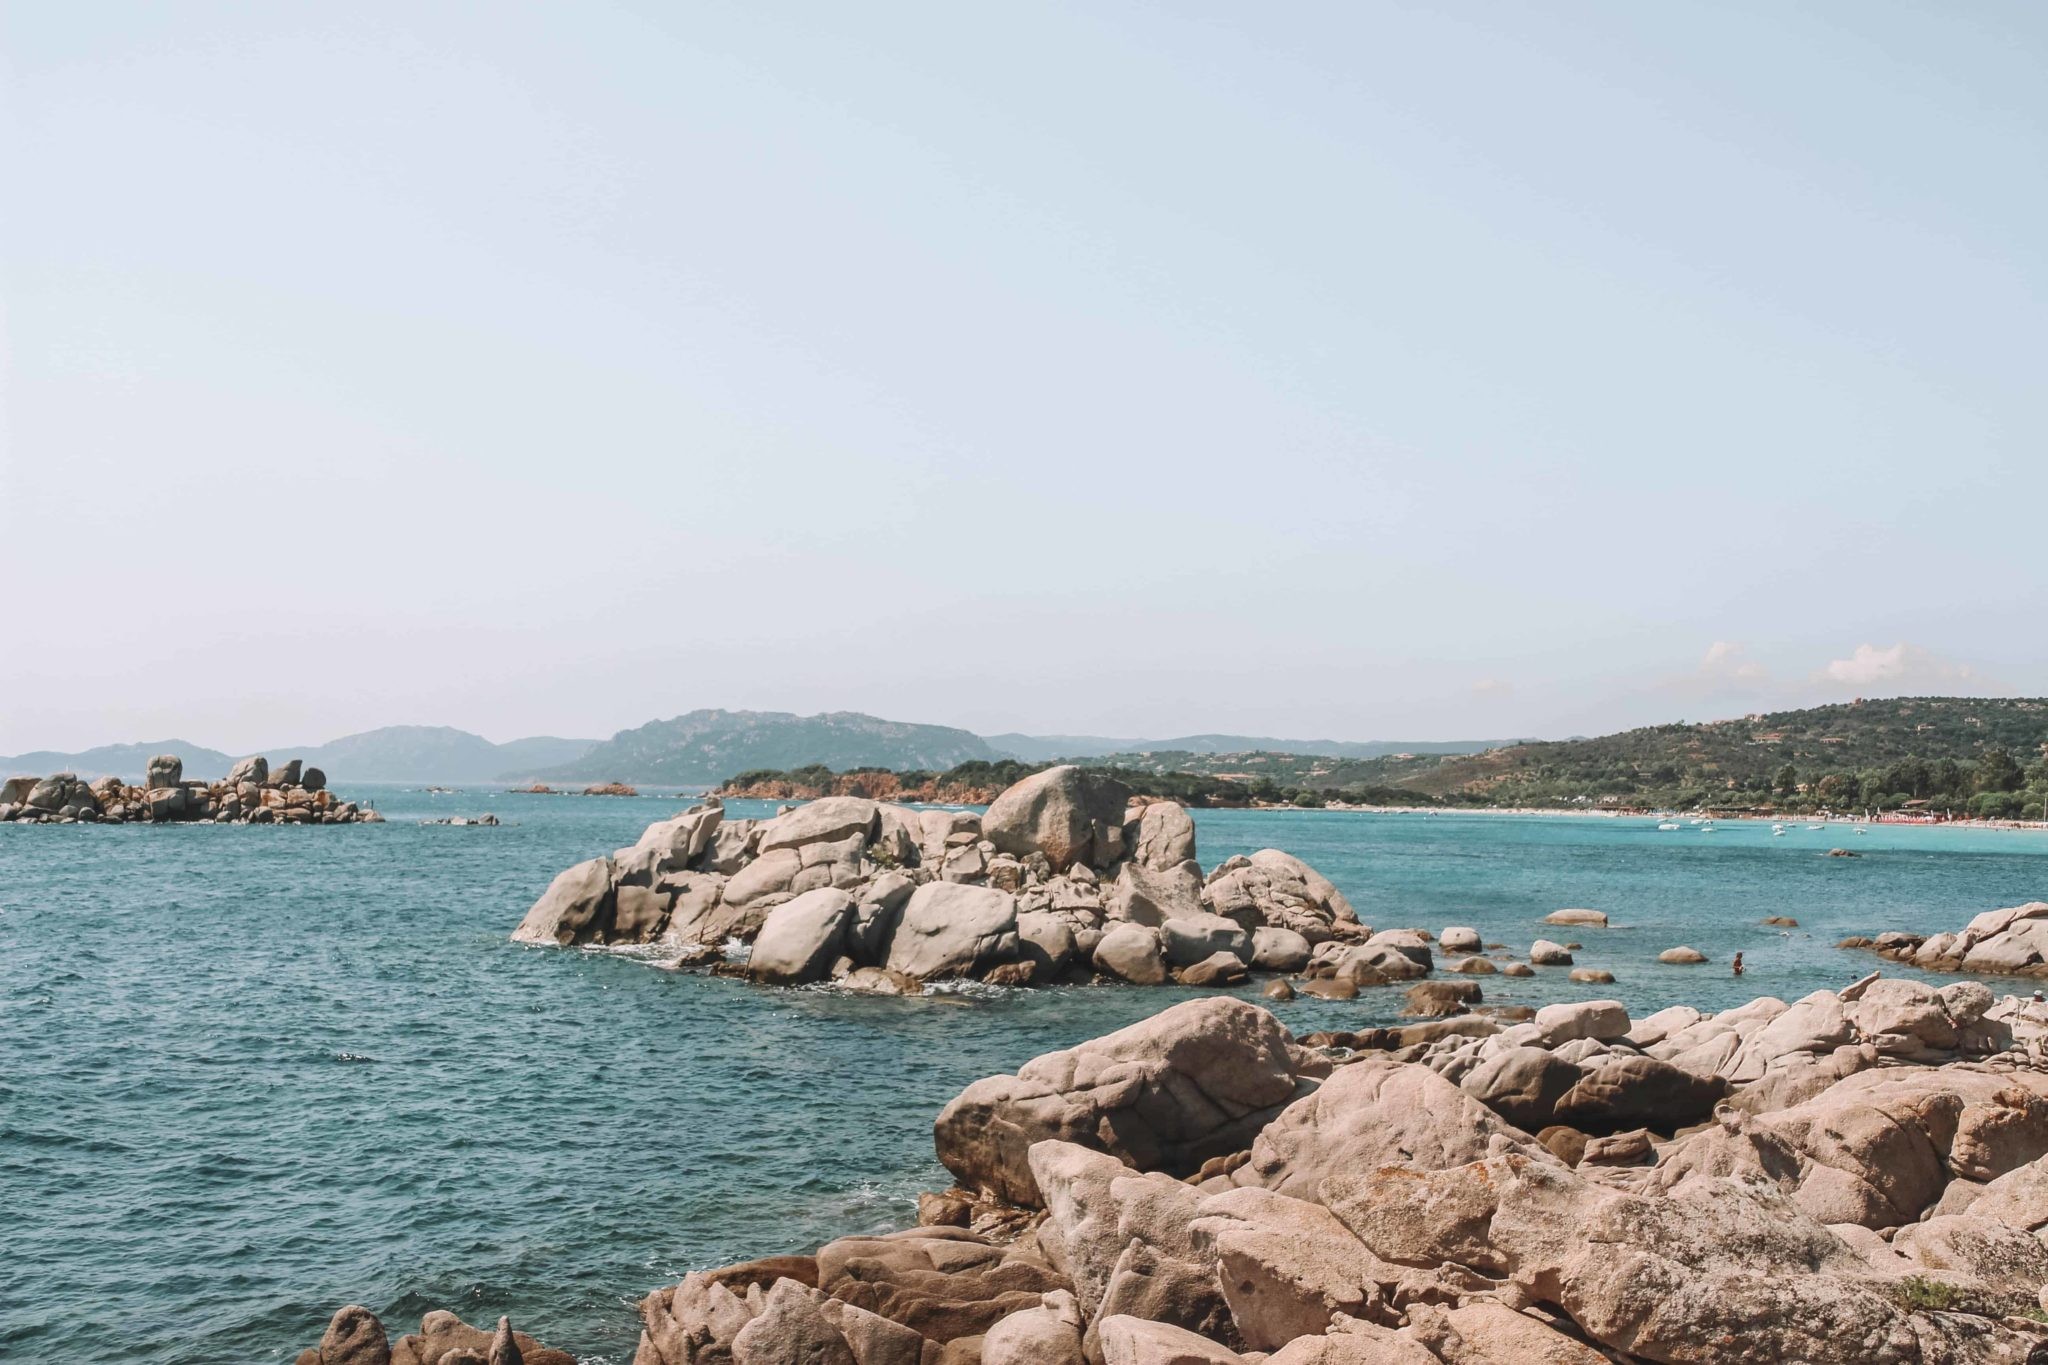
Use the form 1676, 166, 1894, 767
884, 882, 1018, 980
982, 765, 1132, 872
815, 1226, 1069, 1343
1459, 1046, 1585, 1131
1108, 860, 1207, 926
982, 1292, 1086, 1365
1250, 926, 1312, 973
1328, 1152, 2046, 1364
511, 857, 618, 946
756, 797, 879, 853
1201, 850, 1357, 940
1128, 801, 1197, 870
1094, 922, 1169, 985
1028, 1141, 1230, 1347
624, 802, 724, 876
747, 889, 856, 985
1159, 915, 1251, 967
934, 997, 1321, 1204
1232, 1056, 1554, 1200
146, 753, 183, 788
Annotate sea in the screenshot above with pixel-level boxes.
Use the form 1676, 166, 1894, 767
5, 787, 2047, 1363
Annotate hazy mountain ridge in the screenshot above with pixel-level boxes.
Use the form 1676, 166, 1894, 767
0, 740, 237, 782
983, 731, 1515, 761
538, 709, 1000, 785
1, 728, 598, 785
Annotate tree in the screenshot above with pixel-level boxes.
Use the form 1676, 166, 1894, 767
1975, 748, 2024, 794
1775, 763, 1799, 796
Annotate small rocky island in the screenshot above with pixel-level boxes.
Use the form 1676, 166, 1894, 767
1846, 903, 2048, 978
511, 765, 1491, 994
615, 978, 2048, 1363
0, 754, 381, 825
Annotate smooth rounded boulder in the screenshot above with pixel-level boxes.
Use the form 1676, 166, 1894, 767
1659, 946, 1709, 965
1438, 926, 1481, 953
1095, 923, 1169, 985
756, 796, 879, 853
512, 857, 618, 946
1250, 927, 1311, 973
747, 889, 856, 985
884, 882, 1019, 980
1460, 1046, 1586, 1130
982, 765, 1132, 871
934, 996, 1316, 1205
1129, 801, 1198, 870
1160, 915, 1251, 967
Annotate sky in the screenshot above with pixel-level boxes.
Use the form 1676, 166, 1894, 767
2, 1, 2044, 753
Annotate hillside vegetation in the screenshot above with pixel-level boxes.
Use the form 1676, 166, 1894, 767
720, 699, 2048, 818
1393, 697, 2048, 816
718, 760, 1259, 807
543, 710, 998, 785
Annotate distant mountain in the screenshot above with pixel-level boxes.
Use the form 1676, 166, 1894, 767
3, 728, 601, 785
539, 709, 999, 785
490, 735, 603, 778
291, 726, 599, 783
0, 740, 234, 782
985, 732, 1514, 761
982, 734, 1147, 762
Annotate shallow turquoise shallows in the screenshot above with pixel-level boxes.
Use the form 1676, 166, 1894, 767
4, 789, 2047, 1363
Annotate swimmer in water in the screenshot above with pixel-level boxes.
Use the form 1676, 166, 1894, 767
1732, 951, 1745, 976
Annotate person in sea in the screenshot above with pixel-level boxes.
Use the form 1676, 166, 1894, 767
1732, 951, 1745, 976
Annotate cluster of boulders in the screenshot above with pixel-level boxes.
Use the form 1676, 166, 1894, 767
295, 1306, 569, 1365
628, 982, 2048, 1365
514, 766, 1626, 996
513, 766, 1375, 992
0, 754, 380, 825
1846, 903, 2048, 979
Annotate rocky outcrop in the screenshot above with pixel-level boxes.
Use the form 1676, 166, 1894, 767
511, 772, 1415, 997
933, 997, 1325, 1205
1852, 902, 2048, 977
620, 986, 2048, 1365
294, 1307, 571, 1365
0, 757, 379, 825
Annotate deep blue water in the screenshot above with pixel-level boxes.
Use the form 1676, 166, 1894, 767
4, 790, 2048, 1363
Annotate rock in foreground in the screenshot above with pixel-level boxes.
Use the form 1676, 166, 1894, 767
295, 1306, 571, 1365
628, 977, 2048, 1365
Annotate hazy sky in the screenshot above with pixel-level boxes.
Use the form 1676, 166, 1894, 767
3, 2, 2043, 753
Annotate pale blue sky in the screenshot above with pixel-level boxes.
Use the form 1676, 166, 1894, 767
2, 2, 2043, 752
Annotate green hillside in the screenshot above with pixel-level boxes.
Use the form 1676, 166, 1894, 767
1390, 697, 2048, 816
540, 709, 999, 785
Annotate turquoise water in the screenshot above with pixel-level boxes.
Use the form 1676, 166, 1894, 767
5, 790, 2047, 1363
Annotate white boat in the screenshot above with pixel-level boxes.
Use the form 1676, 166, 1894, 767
1772, 824, 1787, 836
1657, 822, 1680, 831
1806, 823, 1824, 830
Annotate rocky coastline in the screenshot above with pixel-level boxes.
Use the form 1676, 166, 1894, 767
0, 754, 381, 825
293, 1308, 571, 1365
511, 765, 1656, 996
1845, 903, 2048, 979
612, 976, 2048, 1363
